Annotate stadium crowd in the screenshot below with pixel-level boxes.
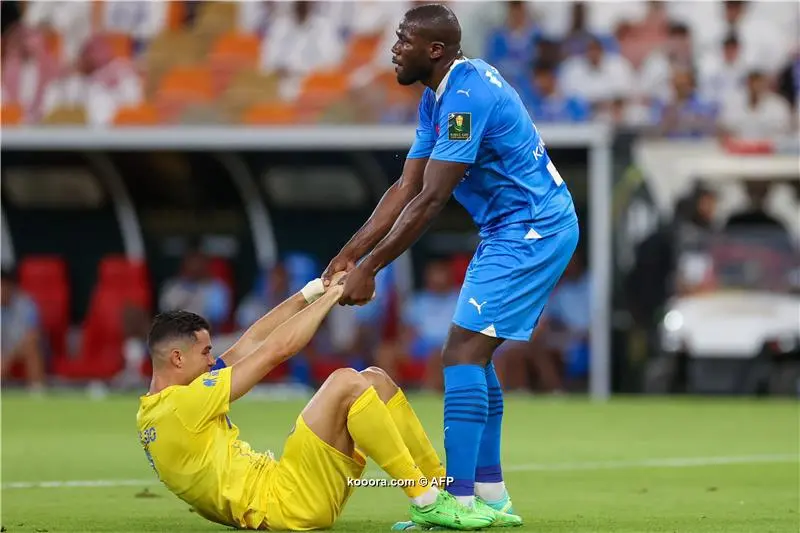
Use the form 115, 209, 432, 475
1, 0, 797, 136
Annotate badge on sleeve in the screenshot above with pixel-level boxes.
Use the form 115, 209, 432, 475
448, 112, 471, 141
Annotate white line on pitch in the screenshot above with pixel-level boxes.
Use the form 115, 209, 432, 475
3, 453, 797, 490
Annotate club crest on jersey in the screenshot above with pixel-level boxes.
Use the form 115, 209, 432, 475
448, 112, 471, 141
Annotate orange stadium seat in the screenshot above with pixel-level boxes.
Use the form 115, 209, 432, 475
242, 101, 300, 125
159, 65, 214, 101
18, 255, 70, 360
1, 103, 24, 126
156, 65, 214, 122
106, 32, 133, 59
344, 34, 381, 69
113, 103, 160, 126
298, 71, 350, 116
209, 32, 261, 94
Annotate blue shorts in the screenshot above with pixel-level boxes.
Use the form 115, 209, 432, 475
452, 222, 579, 342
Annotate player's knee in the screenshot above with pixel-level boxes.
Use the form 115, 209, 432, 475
327, 368, 370, 406
360, 366, 399, 402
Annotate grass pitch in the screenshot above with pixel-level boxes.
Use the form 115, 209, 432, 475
1, 392, 798, 532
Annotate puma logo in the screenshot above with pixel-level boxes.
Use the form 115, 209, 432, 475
456, 89, 471, 97
468, 298, 486, 314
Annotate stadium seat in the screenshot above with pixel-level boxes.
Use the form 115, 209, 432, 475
1, 103, 24, 126
242, 101, 300, 125
221, 70, 280, 121
159, 65, 214, 102
58, 257, 152, 380
105, 32, 133, 58
41, 106, 87, 125
450, 254, 472, 285
18, 255, 70, 360
113, 103, 159, 125
344, 34, 381, 69
145, 31, 205, 99
156, 65, 214, 122
397, 359, 427, 386
311, 358, 348, 385
194, 2, 238, 44
209, 32, 261, 95
298, 71, 350, 111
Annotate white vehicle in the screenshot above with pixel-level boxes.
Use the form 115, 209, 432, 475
636, 143, 800, 395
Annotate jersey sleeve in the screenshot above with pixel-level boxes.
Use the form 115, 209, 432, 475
407, 91, 436, 159
172, 366, 232, 431
430, 86, 495, 164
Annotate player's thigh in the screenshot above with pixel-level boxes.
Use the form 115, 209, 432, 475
299, 368, 372, 456
453, 224, 579, 343
267, 414, 366, 531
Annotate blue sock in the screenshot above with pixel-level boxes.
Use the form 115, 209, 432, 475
476, 361, 504, 486
444, 364, 488, 497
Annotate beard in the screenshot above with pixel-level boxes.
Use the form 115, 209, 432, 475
395, 65, 421, 86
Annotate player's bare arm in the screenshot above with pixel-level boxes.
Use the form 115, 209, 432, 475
322, 157, 427, 285
229, 283, 344, 402
339, 159, 469, 305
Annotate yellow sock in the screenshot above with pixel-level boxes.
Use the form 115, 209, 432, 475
387, 389, 447, 481
347, 386, 428, 498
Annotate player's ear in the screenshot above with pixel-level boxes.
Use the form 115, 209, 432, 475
430, 41, 444, 60
170, 348, 183, 368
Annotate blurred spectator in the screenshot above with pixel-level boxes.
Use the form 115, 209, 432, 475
102, 1, 168, 55
159, 249, 231, 332
626, 186, 717, 358
725, 182, 791, 235
42, 34, 143, 127
519, 62, 590, 123
776, 48, 800, 112
1, 268, 46, 393
638, 22, 694, 103
21, 0, 90, 63
326, 0, 408, 38
260, 1, 345, 77
719, 71, 793, 140
633, 1, 670, 53
653, 66, 718, 138
561, 2, 608, 58
671, 185, 719, 296
377, 259, 458, 391
484, 1, 540, 84
560, 34, 634, 115
699, 33, 748, 103
1, 25, 59, 123
236, 262, 292, 330
524, 251, 590, 393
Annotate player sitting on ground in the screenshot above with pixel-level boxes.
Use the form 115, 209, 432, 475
136, 274, 496, 531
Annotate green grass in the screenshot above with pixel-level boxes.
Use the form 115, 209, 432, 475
1, 393, 798, 532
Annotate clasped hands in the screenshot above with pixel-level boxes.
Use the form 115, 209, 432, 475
320, 256, 377, 306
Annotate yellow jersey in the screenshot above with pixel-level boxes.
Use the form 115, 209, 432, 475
136, 367, 276, 529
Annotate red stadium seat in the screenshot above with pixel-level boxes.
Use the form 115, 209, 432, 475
397, 359, 427, 386
18, 255, 70, 360
311, 358, 348, 385
57, 257, 152, 380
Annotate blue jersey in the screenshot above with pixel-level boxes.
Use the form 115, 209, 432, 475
407, 58, 577, 239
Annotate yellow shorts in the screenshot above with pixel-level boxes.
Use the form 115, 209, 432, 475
260, 415, 366, 531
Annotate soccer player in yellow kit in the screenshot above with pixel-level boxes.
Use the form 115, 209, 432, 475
136, 274, 495, 530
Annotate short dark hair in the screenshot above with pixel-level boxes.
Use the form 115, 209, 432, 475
147, 310, 210, 353
668, 22, 690, 36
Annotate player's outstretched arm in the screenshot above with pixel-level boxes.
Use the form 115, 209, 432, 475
358, 159, 468, 276
228, 283, 344, 402
217, 274, 335, 367
322, 157, 427, 285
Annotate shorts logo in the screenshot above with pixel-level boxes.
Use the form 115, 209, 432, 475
448, 112, 471, 141
468, 298, 486, 314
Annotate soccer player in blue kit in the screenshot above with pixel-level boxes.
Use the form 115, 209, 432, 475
323, 4, 579, 529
